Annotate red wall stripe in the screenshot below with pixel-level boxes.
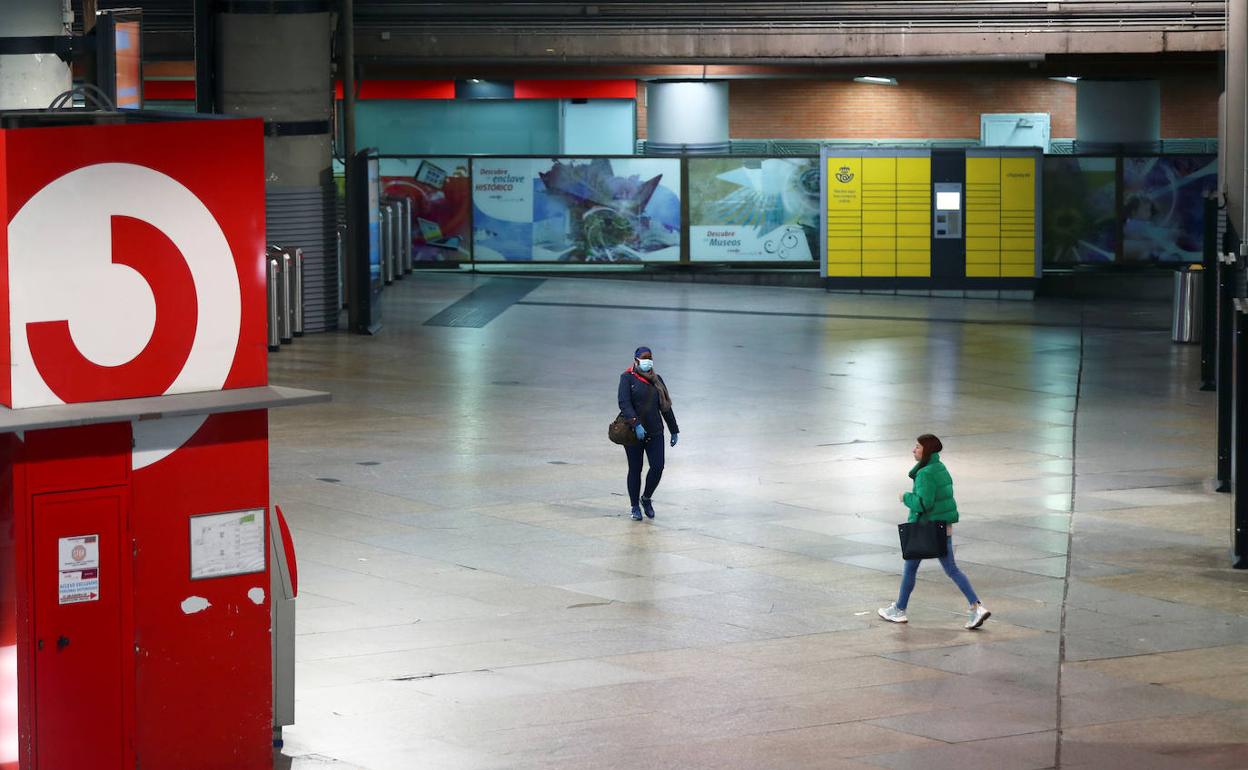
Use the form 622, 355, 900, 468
332, 80, 455, 99
514, 79, 636, 99
143, 79, 635, 102
357, 80, 456, 99
143, 80, 195, 101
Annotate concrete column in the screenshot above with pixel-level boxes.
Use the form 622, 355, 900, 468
215, 2, 338, 331
1075, 80, 1161, 149
1226, 0, 1247, 237
645, 80, 729, 153
0, 0, 72, 110
216, 7, 332, 187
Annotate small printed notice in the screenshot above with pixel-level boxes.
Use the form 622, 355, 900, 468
58, 535, 100, 605
190, 509, 265, 579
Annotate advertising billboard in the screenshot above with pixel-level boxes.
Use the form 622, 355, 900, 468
472, 157, 681, 262
1121, 155, 1217, 263
1042, 156, 1117, 264
380, 158, 471, 262
688, 157, 819, 261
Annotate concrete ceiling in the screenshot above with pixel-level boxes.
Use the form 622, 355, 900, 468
353, 1, 1226, 63
84, 0, 1227, 66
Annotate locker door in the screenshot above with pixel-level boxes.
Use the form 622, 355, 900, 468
32, 488, 128, 770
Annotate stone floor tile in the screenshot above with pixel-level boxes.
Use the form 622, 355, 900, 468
1060, 684, 1238, 728
265, 276, 1243, 768
860, 740, 1054, 770
867, 706, 1054, 742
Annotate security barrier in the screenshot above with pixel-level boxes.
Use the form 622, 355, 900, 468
1172, 266, 1203, 343
380, 205, 393, 284
267, 255, 281, 352
266, 245, 308, 352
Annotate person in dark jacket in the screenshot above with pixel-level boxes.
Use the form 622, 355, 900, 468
878, 434, 991, 630
618, 346, 679, 521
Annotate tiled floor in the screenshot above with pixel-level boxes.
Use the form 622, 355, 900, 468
268, 274, 1245, 770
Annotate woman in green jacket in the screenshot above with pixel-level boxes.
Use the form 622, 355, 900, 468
878, 434, 991, 630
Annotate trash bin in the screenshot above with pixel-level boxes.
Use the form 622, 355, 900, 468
1172, 266, 1203, 343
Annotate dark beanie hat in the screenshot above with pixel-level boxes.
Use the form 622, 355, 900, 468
634, 346, 652, 358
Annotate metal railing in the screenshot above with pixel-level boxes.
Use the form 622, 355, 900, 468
638, 137, 1217, 156
1048, 138, 1219, 155
637, 138, 978, 155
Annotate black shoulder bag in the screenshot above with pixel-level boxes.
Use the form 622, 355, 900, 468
897, 496, 948, 560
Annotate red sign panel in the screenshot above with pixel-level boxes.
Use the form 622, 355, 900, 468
0, 119, 267, 410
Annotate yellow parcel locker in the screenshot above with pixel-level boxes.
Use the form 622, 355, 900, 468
966, 265, 1000, 278
966, 156, 1000, 184
1001, 262, 1036, 277
863, 261, 897, 277
1001, 157, 1035, 211
897, 156, 930, 185
1000, 157, 1036, 278
825, 157, 863, 277
862, 157, 897, 186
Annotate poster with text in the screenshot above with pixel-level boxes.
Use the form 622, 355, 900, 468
1042, 156, 1117, 264
381, 157, 471, 262
472, 157, 682, 262
688, 157, 820, 261
1121, 155, 1217, 263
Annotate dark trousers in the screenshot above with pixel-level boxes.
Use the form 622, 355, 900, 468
624, 435, 665, 507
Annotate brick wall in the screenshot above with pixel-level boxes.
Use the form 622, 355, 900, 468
731, 78, 1077, 138
637, 76, 1218, 140
1161, 75, 1221, 138
636, 80, 648, 140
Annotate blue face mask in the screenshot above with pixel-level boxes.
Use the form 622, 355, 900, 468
636, 359, 654, 373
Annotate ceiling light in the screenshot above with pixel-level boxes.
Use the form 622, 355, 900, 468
854, 76, 897, 86
1050, 76, 1079, 84
469, 78, 482, 84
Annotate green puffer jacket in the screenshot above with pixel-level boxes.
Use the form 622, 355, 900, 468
902, 453, 959, 524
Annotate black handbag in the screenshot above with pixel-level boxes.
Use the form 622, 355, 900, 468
897, 500, 948, 560
608, 413, 640, 446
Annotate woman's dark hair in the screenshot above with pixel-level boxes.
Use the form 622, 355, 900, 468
916, 434, 943, 467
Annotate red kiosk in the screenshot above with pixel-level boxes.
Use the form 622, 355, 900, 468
0, 113, 326, 769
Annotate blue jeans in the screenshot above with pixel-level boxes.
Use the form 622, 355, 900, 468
896, 536, 979, 610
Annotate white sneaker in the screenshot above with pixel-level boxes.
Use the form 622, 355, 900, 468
965, 604, 991, 630
877, 604, 908, 623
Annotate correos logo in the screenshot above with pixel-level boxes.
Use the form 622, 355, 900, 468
8, 163, 242, 467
